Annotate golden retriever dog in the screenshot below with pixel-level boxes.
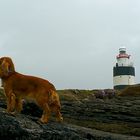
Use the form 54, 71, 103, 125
0, 57, 63, 123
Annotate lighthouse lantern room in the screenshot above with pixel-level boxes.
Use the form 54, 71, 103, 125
113, 47, 135, 90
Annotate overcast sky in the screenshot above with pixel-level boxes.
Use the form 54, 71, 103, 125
0, 0, 140, 89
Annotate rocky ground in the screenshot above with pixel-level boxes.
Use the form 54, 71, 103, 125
0, 88, 140, 140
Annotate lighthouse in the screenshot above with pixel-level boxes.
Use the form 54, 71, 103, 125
113, 47, 135, 90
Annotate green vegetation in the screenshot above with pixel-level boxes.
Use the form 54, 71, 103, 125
57, 89, 97, 101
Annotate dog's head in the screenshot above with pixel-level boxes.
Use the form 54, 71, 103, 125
0, 57, 15, 78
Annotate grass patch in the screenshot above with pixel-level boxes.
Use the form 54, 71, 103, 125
57, 89, 96, 101
119, 84, 140, 96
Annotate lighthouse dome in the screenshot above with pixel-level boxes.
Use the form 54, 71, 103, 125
117, 46, 130, 59
119, 46, 126, 53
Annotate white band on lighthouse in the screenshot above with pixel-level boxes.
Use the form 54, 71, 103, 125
113, 75, 135, 86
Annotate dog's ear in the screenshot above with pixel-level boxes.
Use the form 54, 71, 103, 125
1, 58, 15, 76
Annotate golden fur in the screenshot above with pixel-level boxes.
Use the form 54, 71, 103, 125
0, 57, 63, 123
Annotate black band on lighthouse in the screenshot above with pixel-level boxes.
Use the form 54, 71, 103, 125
114, 85, 128, 90
113, 66, 135, 76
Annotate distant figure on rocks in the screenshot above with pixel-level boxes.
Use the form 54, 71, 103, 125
95, 89, 116, 99
95, 90, 106, 99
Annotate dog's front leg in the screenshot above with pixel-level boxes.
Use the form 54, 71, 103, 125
6, 93, 16, 113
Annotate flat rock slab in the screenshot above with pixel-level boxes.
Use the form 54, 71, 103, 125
0, 108, 139, 140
